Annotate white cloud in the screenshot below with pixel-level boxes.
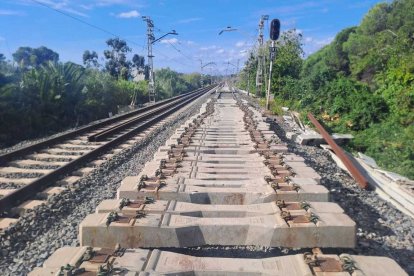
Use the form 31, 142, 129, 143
79, 4, 94, 10
160, 38, 179, 44
235, 41, 245, 48
177, 17, 202, 24
303, 35, 334, 56
31, 0, 88, 17
315, 36, 334, 46
200, 45, 217, 51
116, 10, 140, 18
258, 1, 323, 17
239, 51, 248, 58
295, 29, 303, 35
348, 1, 375, 9
305, 37, 313, 43
79, 0, 143, 10
282, 17, 300, 29
17, 0, 143, 17
95, 0, 140, 7
0, 9, 25, 16
215, 49, 225, 54
96, 0, 129, 5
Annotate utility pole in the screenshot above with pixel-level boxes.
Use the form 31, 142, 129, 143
266, 40, 275, 110
198, 59, 203, 86
224, 61, 236, 85
246, 64, 251, 96
198, 59, 203, 72
255, 15, 268, 97
143, 16, 155, 103
142, 17, 178, 103
201, 62, 216, 86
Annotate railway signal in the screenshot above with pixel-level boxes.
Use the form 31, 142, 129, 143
266, 18, 281, 110
270, 19, 281, 41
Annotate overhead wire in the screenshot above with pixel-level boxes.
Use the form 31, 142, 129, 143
153, 27, 199, 67
153, 48, 192, 67
30, 0, 145, 51
167, 42, 194, 62
154, 26, 197, 62
30, 0, 259, 73
29, 0, 194, 69
155, 20, 254, 73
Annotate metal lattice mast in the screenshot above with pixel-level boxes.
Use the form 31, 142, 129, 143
143, 16, 156, 103
199, 59, 203, 86
255, 15, 268, 97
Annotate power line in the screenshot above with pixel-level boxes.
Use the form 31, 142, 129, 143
153, 26, 195, 65
30, 0, 145, 50
150, 36, 192, 67
153, 48, 192, 67
30, 0, 200, 70
167, 42, 194, 62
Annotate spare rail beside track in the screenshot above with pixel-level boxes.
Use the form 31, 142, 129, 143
307, 113, 369, 189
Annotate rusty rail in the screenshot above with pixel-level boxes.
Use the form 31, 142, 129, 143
307, 113, 369, 189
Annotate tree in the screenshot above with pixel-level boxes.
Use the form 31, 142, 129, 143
325, 27, 356, 74
182, 73, 202, 90
103, 38, 131, 80
132, 54, 145, 71
12, 46, 59, 68
130, 54, 145, 82
0, 53, 6, 74
359, 3, 390, 35
83, 50, 99, 68
237, 52, 258, 93
270, 29, 304, 100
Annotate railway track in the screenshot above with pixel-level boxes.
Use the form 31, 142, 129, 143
0, 84, 218, 222
28, 89, 408, 275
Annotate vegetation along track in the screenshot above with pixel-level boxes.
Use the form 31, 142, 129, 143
0, 84, 217, 217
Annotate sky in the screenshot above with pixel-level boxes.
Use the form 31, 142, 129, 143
0, 0, 384, 74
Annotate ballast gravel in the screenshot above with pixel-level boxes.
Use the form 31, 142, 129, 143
1, 91, 413, 275
0, 94, 212, 275
236, 93, 414, 275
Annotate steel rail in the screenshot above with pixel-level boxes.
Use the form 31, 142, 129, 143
0, 85, 217, 215
307, 113, 369, 189
88, 87, 212, 142
0, 86, 210, 166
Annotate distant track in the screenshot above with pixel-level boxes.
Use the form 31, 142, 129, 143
0, 84, 217, 215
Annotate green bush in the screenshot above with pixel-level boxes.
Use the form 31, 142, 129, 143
244, 0, 414, 178
352, 120, 414, 179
